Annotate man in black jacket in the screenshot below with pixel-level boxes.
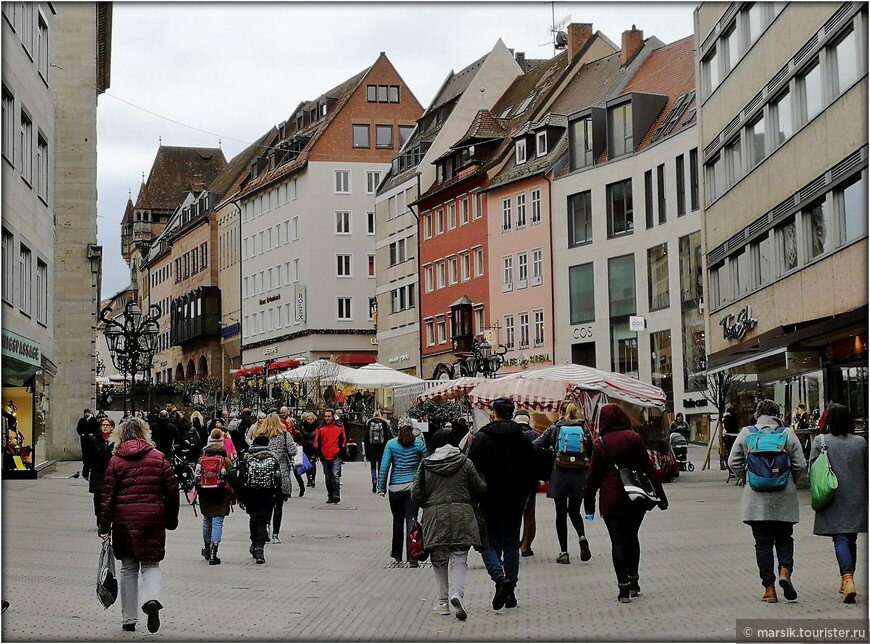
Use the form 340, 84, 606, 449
468, 397, 536, 611
151, 410, 181, 458
76, 409, 99, 478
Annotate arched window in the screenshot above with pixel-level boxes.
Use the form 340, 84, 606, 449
197, 356, 208, 378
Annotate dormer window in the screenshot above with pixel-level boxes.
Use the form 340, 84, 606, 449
570, 116, 594, 170
515, 139, 527, 165
536, 131, 547, 157
609, 102, 633, 158
320, 103, 327, 117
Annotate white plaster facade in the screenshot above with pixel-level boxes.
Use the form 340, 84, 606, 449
552, 124, 708, 418
241, 161, 388, 365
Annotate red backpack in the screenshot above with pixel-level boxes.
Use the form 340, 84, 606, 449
196, 455, 227, 490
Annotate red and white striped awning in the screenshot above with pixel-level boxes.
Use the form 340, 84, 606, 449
417, 377, 488, 403
467, 364, 666, 410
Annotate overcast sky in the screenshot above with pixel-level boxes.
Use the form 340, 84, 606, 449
96, 1, 697, 298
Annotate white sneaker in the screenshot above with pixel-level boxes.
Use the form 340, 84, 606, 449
432, 602, 449, 616
272, 534, 281, 544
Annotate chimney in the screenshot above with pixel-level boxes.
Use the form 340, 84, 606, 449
515, 51, 525, 68
567, 23, 593, 59
621, 25, 644, 65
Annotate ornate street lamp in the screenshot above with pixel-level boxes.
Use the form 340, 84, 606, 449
449, 295, 506, 379
99, 301, 161, 417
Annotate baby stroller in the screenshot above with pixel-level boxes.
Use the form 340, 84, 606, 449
669, 432, 694, 472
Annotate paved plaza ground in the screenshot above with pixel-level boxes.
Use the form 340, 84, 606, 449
1, 444, 867, 642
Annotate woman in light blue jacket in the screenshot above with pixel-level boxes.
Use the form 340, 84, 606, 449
379, 424, 428, 565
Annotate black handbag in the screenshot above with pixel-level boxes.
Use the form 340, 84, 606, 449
601, 435, 660, 511
534, 446, 556, 482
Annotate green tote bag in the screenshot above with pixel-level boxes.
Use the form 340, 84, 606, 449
810, 435, 839, 511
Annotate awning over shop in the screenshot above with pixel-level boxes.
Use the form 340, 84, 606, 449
2, 329, 41, 386
336, 354, 376, 366
269, 359, 301, 371
233, 366, 264, 377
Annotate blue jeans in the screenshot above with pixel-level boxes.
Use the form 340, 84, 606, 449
202, 516, 224, 545
388, 490, 417, 560
833, 533, 858, 575
323, 458, 343, 500
749, 521, 794, 587
480, 504, 524, 586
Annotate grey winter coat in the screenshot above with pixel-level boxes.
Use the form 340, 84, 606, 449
727, 416, 807, 524
268, 431, 298, 496
412, 445, 486, 550
809, 433, 868, 535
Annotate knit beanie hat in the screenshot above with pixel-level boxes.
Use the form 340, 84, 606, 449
598, 403, 632, 435
207, 428, 224, 445
514, 410, 531, 424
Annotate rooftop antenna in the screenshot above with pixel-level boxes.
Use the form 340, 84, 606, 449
158, 136, 162, 146
540, 3, 572, 56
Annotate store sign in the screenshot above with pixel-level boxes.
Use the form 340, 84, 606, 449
629, 316, 646, 331
572, 326, 594, 339
720, 306, 758, 341
388, 353, 410, 364
2, 330, 40, 367
259, 294, 281, 305
294, 285, 306, 323
264, 346, 279, 356
221, 322, 240, 338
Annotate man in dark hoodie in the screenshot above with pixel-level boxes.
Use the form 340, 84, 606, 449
468, 397, 536, 611
232, 408, 254, 457
151, 410, 181, 459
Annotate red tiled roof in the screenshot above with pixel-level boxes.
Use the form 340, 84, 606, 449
134, 146, 228, 211
621, 35, 696, 151
211, 128, 278, 204
121, 197, 134, 225
453, 109, 509, 148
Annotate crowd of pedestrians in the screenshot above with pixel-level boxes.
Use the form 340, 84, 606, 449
79, 393, 866, 631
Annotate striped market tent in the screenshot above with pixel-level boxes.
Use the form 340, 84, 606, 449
417, 377, 489, 403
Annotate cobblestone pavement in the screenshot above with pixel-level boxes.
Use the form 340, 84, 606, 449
1, 445, 866, 642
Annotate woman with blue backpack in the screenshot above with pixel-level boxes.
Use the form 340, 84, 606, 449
728, 399, 807, 603
533, 401, 593, 564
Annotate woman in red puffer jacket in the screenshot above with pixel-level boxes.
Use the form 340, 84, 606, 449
99, 417, 179, 634
584, 403, 668, 604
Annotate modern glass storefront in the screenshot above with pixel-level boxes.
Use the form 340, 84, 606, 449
2, 329, 47, 478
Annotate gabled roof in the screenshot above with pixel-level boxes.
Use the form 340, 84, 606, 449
133, 146, 227, 211
239, 64, 371, 198
618, 35, 696, 152
452, 109, 510, 148
210, 128, 277, 201
426, 53, 488, 116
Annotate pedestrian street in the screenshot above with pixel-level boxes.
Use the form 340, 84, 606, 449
1, 445, 866, 642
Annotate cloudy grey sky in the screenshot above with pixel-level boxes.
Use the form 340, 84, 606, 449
97, 1, 697, 298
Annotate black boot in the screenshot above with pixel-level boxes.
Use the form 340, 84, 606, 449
255, 546, 265, 564
617, 583, 631, 603
141, 600, 162, 633
208, 543, 221, 566
627, 575, 641, 597
201, 542, 211, 561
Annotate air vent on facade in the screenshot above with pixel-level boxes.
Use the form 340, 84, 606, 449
723, 114, 741, 138
747, 214, 771, 239
744, 90, 764, 117
719, 4, 739, 30
771, 196, 796, 223
767, 65, 789, 93
831, 149, 864, 180
707, 244, 725, 265
726, 231, 747, 253
824, 3, 852, 34
799, 175, 826, 202
792, 34, 819, 68
704, 135, 720, 160
700, 28, 718, 57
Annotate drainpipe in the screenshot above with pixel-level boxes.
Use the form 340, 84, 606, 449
544, 172, 557, 365
411, 172, 423, 378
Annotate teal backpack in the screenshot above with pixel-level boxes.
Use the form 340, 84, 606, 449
745, 426, 791, 491
555, 424, 588, 469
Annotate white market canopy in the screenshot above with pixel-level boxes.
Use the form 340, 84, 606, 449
466, 363, 667, 410
338, 362, 423, 389
265, 359, 355, 384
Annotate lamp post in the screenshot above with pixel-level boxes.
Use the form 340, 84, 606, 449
449, 296, 506, 379
100, 301, 161, 417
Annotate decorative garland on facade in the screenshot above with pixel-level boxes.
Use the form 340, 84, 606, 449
242, 327, 375, 351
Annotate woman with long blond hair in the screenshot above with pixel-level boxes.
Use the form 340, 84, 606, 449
99, 417, 179, 633
254, 413, 297, 543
